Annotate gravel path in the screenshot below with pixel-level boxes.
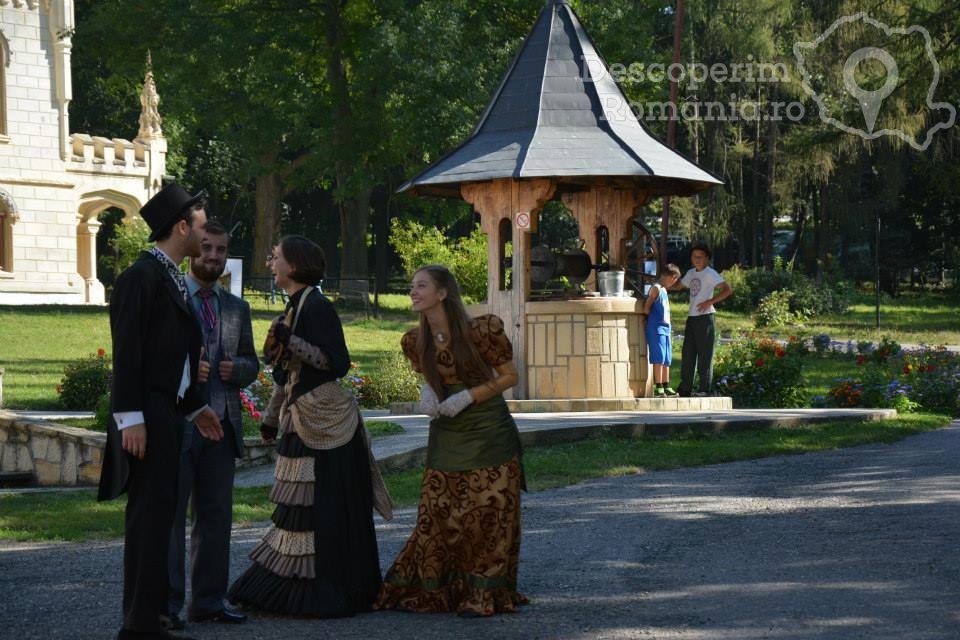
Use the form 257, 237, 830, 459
3, 421, 958, 640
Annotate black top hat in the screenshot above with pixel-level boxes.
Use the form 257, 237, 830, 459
141, 183, 203, 242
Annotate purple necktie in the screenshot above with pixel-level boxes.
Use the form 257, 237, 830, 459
197, 288, 217, 332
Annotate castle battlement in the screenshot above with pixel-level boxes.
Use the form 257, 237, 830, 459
67, 133, 166, 176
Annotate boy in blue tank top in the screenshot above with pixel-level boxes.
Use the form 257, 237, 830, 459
642, 263, 682, 397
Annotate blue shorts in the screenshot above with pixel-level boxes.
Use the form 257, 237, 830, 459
647, 333, 672, 365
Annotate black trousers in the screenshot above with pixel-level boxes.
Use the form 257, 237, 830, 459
678, 313, 716, 395
121, 394, 184, 633
167, 419, 237, 617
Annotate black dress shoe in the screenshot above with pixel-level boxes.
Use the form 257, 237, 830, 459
159, 613, 185, 631
189, 607, 248, 624
117, 630, 196, 640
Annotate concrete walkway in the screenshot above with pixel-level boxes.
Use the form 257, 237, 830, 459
2, 420, 957, 639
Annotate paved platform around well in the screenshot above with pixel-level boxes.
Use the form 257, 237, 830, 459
234, 407, 896, 488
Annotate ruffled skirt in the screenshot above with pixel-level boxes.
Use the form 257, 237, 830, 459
374, 456, 527, 616
228, 427, 381, 617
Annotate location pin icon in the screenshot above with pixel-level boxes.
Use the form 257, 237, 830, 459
842, 47, 899, 134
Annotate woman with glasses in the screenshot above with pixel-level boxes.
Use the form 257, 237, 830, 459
228, 235, 390, 617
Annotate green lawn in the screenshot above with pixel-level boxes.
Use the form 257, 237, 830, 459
0, 293, 416, 410
707, 289, 960, 345
0, 412, 949, 542
1, 288, 955, 410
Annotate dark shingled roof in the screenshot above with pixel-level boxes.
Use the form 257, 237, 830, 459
401, 0, 723, 198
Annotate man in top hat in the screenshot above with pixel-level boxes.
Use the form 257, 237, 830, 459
98, 183, 224, 640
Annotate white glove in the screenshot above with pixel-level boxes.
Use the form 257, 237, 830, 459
437, 389, 474, 418
417, 383, 440, 418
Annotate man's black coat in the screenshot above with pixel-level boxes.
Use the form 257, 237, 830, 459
97, 251, 205, 501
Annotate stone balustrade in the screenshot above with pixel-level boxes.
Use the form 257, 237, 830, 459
0, 411, 105, 485
0, 410, 276, 487
68, 133, 153, 173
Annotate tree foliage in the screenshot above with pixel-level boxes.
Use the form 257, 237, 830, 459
70, 0, 960, 295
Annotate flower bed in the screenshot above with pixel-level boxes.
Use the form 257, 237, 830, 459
714, 335, 808, 408
818, 338, 959, 415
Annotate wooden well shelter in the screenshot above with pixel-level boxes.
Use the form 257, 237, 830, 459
401, 0, 722, 402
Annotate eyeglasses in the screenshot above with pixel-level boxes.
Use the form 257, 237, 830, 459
265, 255, 277, 263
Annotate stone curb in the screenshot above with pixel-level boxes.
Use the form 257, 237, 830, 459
372, 408, 897, 473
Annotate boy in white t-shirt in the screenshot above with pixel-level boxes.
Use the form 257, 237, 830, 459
674, 243, 732, 396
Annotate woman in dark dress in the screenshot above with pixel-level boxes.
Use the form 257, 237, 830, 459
228, 235, 390, 617
375, 264, 526, 617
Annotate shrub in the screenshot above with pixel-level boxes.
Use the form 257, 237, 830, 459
870, 336, 901, 365
101, 216, 151, 279
340, 361, 373, 406
812, 333, 832, 355
240, 368, 273, 430
899, 346, 960, 415
94, 392, 111, 428
389, 219, 488, 301
714, 335, 807, 408
359, 352, 420, 408
58, 348, 111, 410
754, 290, 795, 328
723, 262, 850, 318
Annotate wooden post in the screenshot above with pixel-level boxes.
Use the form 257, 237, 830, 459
463, 178, 555, 399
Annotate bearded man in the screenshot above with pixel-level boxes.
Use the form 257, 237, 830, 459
162, 220, 257, 630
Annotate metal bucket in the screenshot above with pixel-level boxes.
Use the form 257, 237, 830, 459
597, 270, 625, 296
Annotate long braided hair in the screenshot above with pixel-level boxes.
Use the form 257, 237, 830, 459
414, 265, 493, 400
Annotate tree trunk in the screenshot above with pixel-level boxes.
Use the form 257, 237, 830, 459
750, 108, 761, 267
338, 189, 371, 301
764, 116, 778, 268
371, 184, 390, 300
326, 0, 369, 302
252, 169, 284, 283
815, 183, 828, 284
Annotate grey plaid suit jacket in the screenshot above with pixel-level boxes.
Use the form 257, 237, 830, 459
214, 289, 259, 457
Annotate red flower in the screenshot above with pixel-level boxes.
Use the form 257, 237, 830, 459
755, 358, 765, 368
97, 347, 106, 357
903, 364, 912, 375
856, 355, 866, 365
775, 346, 785, 358
927, 364, 937, 372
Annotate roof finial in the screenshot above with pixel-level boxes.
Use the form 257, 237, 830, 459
137, 49, 163, 140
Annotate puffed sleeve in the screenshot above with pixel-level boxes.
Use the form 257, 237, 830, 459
400, 329, 422, 373
473, 314, 513, 367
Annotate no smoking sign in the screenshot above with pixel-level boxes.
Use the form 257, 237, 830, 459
515, 212, 530, 229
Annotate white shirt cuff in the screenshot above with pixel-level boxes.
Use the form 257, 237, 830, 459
114, 411, 144, 431
185, 404, 210, 422
178, 356, 191, 399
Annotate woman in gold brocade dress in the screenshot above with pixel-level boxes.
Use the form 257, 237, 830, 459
375, 264, 527, 617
